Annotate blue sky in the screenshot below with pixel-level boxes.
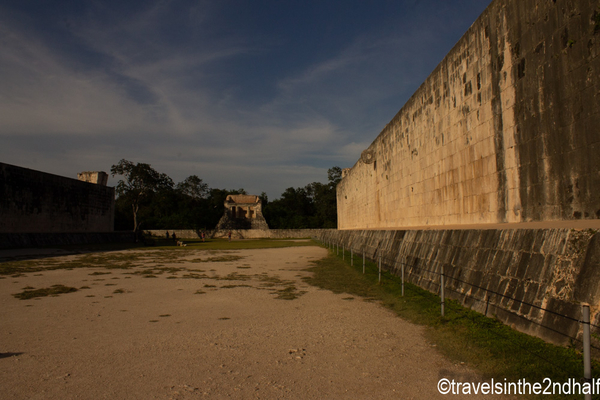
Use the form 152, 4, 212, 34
0, 0, 492, 198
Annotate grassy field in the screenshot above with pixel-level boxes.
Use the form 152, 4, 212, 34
304, 244, 600, 399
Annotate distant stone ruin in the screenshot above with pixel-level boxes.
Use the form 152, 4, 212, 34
215, 195, 269, 230
77, 171, 108, 186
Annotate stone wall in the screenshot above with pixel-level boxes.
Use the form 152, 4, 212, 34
0, 162, 115, 233
338, 0, 600, 229
316, 228, 600, 347
146, 229, 327, 240
0, 232, 135, 250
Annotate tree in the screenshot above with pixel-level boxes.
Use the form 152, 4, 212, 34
110, 159, 174, 232
328, 166, 342, 186
176, 175, 208, 200
263, 166, 341, 229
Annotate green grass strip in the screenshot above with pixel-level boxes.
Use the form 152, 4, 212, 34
305, 246, 600, 399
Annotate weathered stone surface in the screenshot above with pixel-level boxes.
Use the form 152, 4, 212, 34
0, 162, 115, 233
317, 228, 600, 347
215, 195, 269, 230
77, 171, 108, 186
337, 0, 600, 229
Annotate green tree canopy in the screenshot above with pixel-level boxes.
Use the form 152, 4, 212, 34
111, 159, 174, 231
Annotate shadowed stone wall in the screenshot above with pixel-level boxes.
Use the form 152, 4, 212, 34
338, 0, 600, 229
0, 162, 115, 233
0, 232, 135, 250
146, 229, 325, 240
317, 228, 600, 348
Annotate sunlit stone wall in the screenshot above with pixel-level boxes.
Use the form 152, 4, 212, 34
338, 0, 600, 229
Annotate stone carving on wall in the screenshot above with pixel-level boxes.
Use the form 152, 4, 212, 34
360, 149, 375, 164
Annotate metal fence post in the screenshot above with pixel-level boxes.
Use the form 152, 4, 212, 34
583, 304, 592, 400
363, 252, 365, 274
378, 253, 382, 284
351, 249, 353, 266
441, 266, 445, 317
343, 245, 345, 260
336, 242, 339, 255
401, 264, 405, 297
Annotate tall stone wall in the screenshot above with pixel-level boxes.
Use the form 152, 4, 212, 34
338, 0, 600, 229
0, 162, 115, 233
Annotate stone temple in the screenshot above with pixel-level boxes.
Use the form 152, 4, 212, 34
215, 195, 269, 230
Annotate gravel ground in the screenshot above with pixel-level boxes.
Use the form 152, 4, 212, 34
0, 245, 513, 399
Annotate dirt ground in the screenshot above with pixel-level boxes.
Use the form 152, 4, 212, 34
0, 244, 510, 399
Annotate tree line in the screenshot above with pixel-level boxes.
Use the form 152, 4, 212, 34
111, 159, 341, 231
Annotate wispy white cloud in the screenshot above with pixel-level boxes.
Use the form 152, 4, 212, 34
0, 0, 493, 197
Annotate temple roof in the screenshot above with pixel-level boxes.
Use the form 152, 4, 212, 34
225, 195, 260, 204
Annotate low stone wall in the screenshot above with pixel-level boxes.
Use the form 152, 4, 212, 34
145, 229, 329, 240
0, 232, 136, 249
316, 228, 600, 348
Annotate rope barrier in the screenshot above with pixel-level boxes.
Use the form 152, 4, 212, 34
317, 238, 600, 351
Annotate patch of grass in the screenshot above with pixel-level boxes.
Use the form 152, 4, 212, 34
13, 284, 78, 300
304, 251, 600, 396
180, 273, 209, 279
194, 290, 206, 294
89, 271, 111, 276
113, 288, 126, 294
257, 275, 294, 286
193, 255, 245, 263
221, 284, 252, 289
274, 285, 306, 300
211, 272, 252, 281
153, 267, 183, 274
0, 251, 142, 276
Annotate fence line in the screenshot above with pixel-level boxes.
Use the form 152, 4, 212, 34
312, 235, 599, 381
334, 242, 589, 328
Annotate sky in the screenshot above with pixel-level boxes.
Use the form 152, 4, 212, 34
0, 0, 493, 199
